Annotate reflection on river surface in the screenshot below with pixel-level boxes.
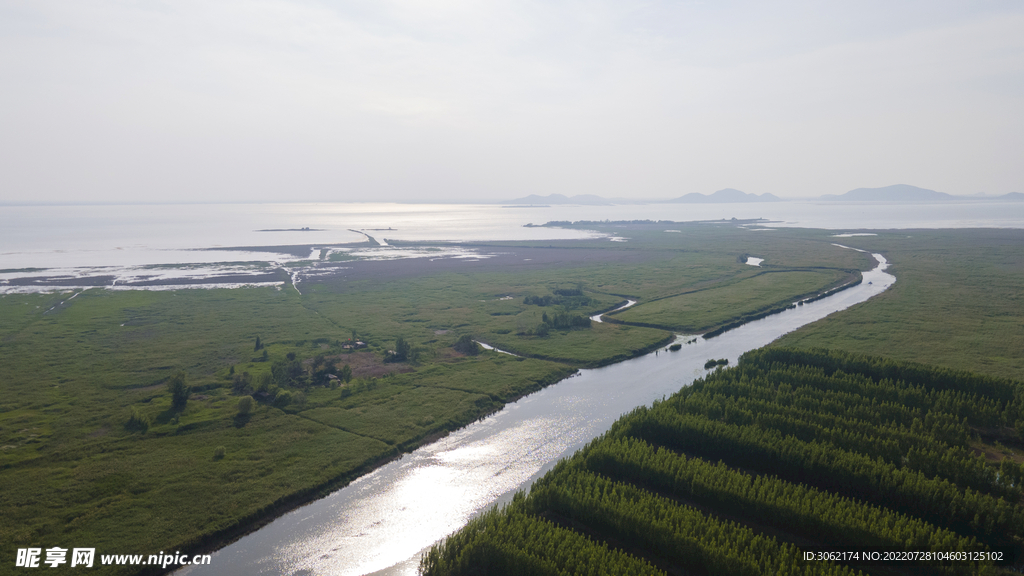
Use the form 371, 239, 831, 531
181, 254, 893, 576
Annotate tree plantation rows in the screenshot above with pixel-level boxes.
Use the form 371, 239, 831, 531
422, 348, 1024, 575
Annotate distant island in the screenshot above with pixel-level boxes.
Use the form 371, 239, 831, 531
820, 184, 1024, 202
501, 186, 1021, 205
256, 227, 323, 232
821, 184, 951, 202
669, 188, 781, 203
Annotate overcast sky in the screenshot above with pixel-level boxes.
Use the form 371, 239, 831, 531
2, 1, 1022, 204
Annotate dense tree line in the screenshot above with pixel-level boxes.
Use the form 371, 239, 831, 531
619, 406, 1022, 543
421, 494, 662, 576
423, 348, 1020, 575
743, 348, 1022, 409
583, 435, 982, 554
527, 466, 865, 576
663, 379, 1014, 499
524, 293, 593, 310
541, 311, 592, 330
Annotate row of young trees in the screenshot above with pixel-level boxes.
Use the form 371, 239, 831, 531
620, 400, 1023, 543
423, 348, 1021, 575
527, 467, 867, 576
421, 494, 661, 576
743, 348, 1022, 409
664, 380, 1014, 499
583, 436, 981, 553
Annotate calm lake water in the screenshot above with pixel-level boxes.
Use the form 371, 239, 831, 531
1, 200, 1020, 293
180, 254, 894, 576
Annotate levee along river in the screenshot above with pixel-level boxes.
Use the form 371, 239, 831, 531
181, 253, 894, 576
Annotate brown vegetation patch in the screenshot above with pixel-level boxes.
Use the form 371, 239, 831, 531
327, 351, 413, 379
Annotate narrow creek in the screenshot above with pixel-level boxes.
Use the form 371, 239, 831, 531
590, 299, 636, 323
182, 254, 894, 576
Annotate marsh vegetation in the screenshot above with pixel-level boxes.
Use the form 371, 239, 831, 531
2, 223, 1021, 574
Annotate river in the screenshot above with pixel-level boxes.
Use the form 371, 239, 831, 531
180, 253, 894, 576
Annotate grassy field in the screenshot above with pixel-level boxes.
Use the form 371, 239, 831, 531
300, 269, 672, 367
0, 287, 578, 574
0, 222, 885, 574
611, 268, 853, 332
471, 221, 873, 301
775, 229, 1024, 382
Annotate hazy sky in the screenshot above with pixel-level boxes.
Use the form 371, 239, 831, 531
2, 1, 1022, 204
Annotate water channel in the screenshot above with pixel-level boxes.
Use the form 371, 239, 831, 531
182, 253, 894, 576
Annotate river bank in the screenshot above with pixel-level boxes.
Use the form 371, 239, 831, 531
0, 222, 892, 576
171, 363, 578, 570
180, 253, 894, 576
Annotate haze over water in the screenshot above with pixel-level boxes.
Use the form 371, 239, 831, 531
2, 201, 1022, 294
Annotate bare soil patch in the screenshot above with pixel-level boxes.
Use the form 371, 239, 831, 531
328, 351, 413, 379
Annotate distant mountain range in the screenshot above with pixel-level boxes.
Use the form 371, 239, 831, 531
821, 184, 951, 202
669, 188, 782, 203
821, 184, 1023, 202
501, 186, 1022, 205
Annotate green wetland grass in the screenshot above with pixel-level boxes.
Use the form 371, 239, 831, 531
3, 223, 1020, 574
776, 229, 1024, 382
610, 268, 854, 332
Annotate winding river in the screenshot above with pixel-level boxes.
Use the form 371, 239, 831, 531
182, 253, 894, 576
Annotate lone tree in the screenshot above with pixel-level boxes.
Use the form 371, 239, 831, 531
339, 364, 353, 383
237, 396, 254, 416
453, 335, 480, 356
391, 337, 411, 362
167, 370, 191, 410
254, 335, 263, 351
